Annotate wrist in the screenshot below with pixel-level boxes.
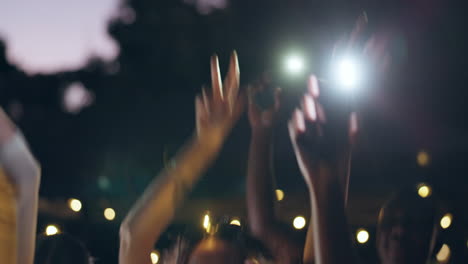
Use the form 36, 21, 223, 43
251, 127, 274, 138
193, 132, 224, 155
306, 164, 342, 198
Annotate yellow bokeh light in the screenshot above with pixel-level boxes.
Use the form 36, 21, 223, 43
293, 216, 306, 230
356, 229, 369, 244
417, 151, 430, 167
104, 208, 116, 221
230, 218, 241, 226
203, 213, 211, 232
275, 189, 284, 201
150, 250, 160, 264
45, 225, 60, 236
440, 214, 452, 229
68, 198, 82, 212
436, 244, 450, 262
417, 184, 432, 198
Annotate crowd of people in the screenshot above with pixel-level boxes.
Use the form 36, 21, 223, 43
0, 52, 440, 264
0, 16, 443, 264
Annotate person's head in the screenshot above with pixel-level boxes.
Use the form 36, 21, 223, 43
165, 223, 259, 264
376, 190, 438, 264
35, 233, 92, 264
187, 236, 246, 264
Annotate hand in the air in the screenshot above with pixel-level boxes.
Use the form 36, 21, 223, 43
247, 82, 281, 133
288, 75, 358, 189
195, 51, 245, 149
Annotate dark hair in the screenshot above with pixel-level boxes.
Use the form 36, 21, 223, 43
35, 234, 91, 264
164, 221, 268, 264
377, 188, 440, 251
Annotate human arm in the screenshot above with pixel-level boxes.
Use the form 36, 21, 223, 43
289, 75, 358, 264
0, 108, 41, 264
119, 52, 244, 264
246, 84, 302, 263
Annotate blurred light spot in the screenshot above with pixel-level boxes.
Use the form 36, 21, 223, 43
104, 208, 116, 221
285, 54, 305, 74
335, 57, 363, 90
230, 218, 241, 226
184, 0, 228, 15
356, 228, 369, 244
68, 198, 82, 212
440, 214, 452, 229
45, 225, 60, 236
7, 100, 23, 121
417, 150, 430, 167
150, 250, 160, 264
203, 213, 211, 233
98, 176, 110, 190
293, 216, 306, 230
436, 244, 450, 262
417, 184, 431, 198
63, 82, 94, 114
275, 189, 284, 201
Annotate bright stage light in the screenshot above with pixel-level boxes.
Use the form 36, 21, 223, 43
285, 54, 305, 74
334, 56, 363, 90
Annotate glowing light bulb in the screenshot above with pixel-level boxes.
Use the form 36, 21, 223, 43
68, 198, 82, 212
293, 216, 306, 230
356, 229, 369, 244
104, 208, 116, 221
45, 225, 60, 236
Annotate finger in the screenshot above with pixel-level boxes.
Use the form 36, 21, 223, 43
315, 101, 327, 123
195, 95, 207, 120
308, 75, 320, 98
202, 86, 210, 113
226, 51, 240, 109
288, 120, 298, 143
274, 87, 281, 111
347, 12, 368, 51
211, 54, 223, 102
302, 94, 317, 121
293, 109, 306, 133
331, 37, 346, 61
247, 85, 257, 106
232, 90, 246, 122
349, 112, 359, 146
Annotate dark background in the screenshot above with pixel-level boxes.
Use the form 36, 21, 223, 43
1, 0, 467, 263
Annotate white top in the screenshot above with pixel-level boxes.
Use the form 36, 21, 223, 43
0, 132, 40, 264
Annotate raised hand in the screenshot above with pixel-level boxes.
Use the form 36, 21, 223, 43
247, 82, 281, 132
195, 51, 244, 149
288, 75, 358, 190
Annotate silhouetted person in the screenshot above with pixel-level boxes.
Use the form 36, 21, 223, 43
377, 191, 438, 264
0, 107, 40, 264
35, 234, 92, 264
119, 52, 248, 264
